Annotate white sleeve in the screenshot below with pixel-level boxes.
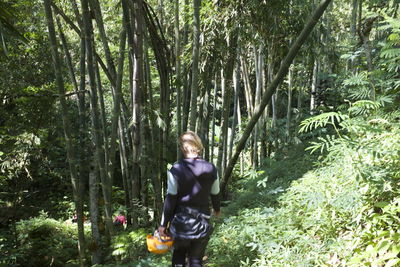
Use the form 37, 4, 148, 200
166, 171, 178, 195
211, 172, 220, 195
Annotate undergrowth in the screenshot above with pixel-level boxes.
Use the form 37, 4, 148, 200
8, 212, 84, 267
6, 112, 399, 267
207, 112, 400, 266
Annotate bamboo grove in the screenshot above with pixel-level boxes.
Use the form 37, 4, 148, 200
1, 0, 399, 265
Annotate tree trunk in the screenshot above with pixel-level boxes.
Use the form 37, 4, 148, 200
210, 74, 218, 163
357, 2, 376, 101
236, 90, 244, 175
182, 71, 190, 133
142, 1, 171, 201
89, 0, 116, 81
221, 0, 333, 195
351, 0, 358, 37
295, 58, 306, 128
228, 51, 240, 162
43, 1, 86, 264
69, 0, 82, 27
271, 90, 278, 128
138, 8, 163, 221
56, 18, 89, 211
139, 109, 151, 225
106, 29, 127, 195
94, 61, 109, 172
260, 51, 268, 161
349, 0, 359, 71
286, 59, 295, 140
158, 0, 164, 28
181, 0, 190, 133
188, 0, 201, 131
240, 55, 254, 119
310, 58, 318, 114
198, 71, 212, 154
56, 18, 78, 95
120, 0, 135, 225
216, 68, 226, 175
270, 49, 278, 131
89, 165, 102, 264
130, 0, 144, 228
296, 83, 302, 124
175, 0, 182, 159
203, 79, 212, 161
81, 0, 113, 237
253, 44, 264, 168
118, 116, 132, 225
217, 32, 238, 176
143, 35, 162, 220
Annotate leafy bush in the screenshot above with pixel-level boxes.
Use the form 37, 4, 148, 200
109, 228, 170, 266
111, 229, 148, 263
207, 110, 400, 266
14, 213, 82, 267
207, 148, 314, 266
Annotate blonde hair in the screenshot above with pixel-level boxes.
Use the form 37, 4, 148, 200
179, 131, 204, 156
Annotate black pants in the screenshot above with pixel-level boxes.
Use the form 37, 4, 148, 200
172, 237, 210, 267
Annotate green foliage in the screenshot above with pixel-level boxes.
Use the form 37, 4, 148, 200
0, 0, 68, 224
0, 1, 28, 55
108, 228, 170, 266
379, 14, 400, 74
111, 229, 148, 263
342, 72, 373, 101
2, 1, 400, 266
207, 148, 314, 266
13, 213, 84, 267
299, 112, 348, 135
348, 100, 381, 116
0, 132, 40, 181
342, 72, 370, 87
207, 107, 400, 266
305, 134, 345, 154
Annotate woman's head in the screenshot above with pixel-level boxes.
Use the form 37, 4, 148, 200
179, 131, 204, 157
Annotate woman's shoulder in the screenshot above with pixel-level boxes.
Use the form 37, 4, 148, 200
170, 160, 185, 170
197, 159, 217, 172
171, 158, 216, 169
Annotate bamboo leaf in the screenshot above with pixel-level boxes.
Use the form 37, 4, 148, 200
385, 259, 400, 267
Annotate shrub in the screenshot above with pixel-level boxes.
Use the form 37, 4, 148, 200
110, 228, 170, 266
15, 213, 81, 267
208, 111, 400, 266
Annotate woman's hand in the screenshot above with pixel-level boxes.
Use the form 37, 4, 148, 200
158, 226, 167, 237
213, 210, 221, 218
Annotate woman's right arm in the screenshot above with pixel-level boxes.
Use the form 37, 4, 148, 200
159, 171, 178, 236
210, 170, 221, 216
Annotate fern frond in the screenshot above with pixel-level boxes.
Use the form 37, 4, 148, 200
380, 48, 400, 59
379, 15, 400, 33
342, 72, 369, 87
305, 135, 338, 154
368, 118, 390, 125
376, 95, 394, 106
352, 100, 381, 109
348, 100, 380, 116
387, 33, 400, 43
348, 87, 371, 100
383, 110, 400, 122
378, 23, 393, 32
299, 112, 349, 133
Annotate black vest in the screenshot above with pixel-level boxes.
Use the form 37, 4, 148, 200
169, 158, 218, 214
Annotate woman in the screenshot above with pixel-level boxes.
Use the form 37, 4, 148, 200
158, 131, 221, 267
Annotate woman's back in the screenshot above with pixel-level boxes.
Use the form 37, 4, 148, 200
170, 158, 218, 214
